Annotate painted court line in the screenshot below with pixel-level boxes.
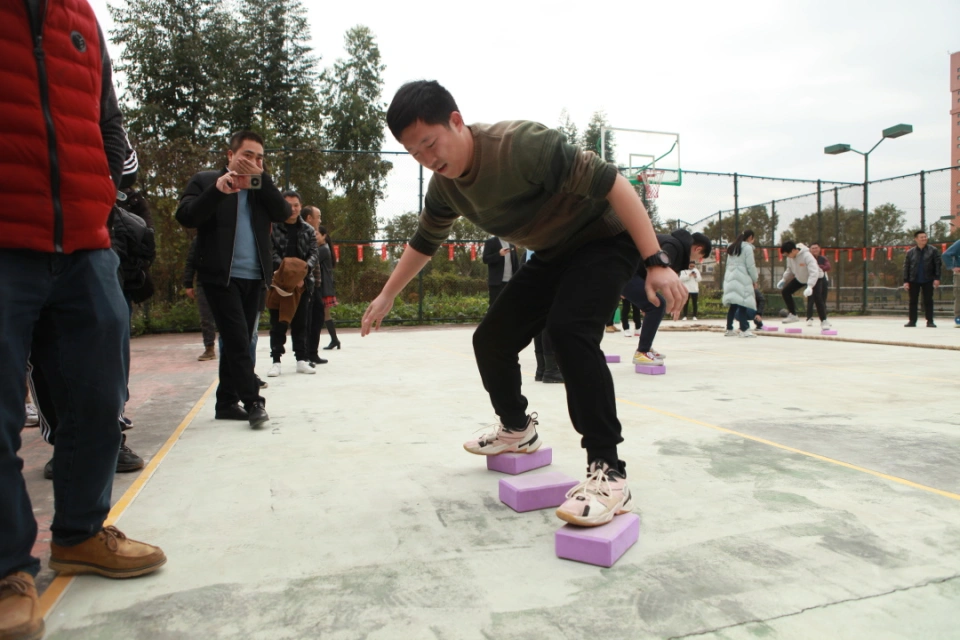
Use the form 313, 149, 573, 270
39, 378, 219, 617
617, 398, 960, 502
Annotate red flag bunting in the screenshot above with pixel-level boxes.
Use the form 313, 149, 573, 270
847, 249, 853, 262
470, 244, 477, 261
715, 249, 721, 263
763, 248, 769, 261
448, 244, 455, 261
777, 248, 783, 261
333, 245, 340, 261
887, 247, 893, 260
356, 244, 364, 262
870, 247, 876, 260
943, 243, 948, 253
381, 244, 388, 260
834, 249, 840, 262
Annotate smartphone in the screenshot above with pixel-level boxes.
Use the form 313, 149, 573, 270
232, 174, 262, 190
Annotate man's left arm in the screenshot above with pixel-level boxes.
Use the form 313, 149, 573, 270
97, 25, 125, 188
933, 247, 942, 284
305, 227, 319, 271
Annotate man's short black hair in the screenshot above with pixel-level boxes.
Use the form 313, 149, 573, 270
229, 130, 264, 152
282, 190, 302, 203
387, 80, 460, 141
914, 229, 927, 238
691, 232, 712, 258
781, 240, 797, 254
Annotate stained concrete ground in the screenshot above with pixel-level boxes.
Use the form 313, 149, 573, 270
29, 317, 960, 640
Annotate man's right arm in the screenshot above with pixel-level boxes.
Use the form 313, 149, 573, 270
181, 237, 198, 288
176, 173, 227, 228
360, 246, 432, 335
481, 238, 502, 264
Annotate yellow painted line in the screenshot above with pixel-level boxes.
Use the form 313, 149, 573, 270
617, 397, 960, 502
40, 378, 218, 616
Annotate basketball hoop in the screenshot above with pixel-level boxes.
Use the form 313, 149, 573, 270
639, 168, 665, 200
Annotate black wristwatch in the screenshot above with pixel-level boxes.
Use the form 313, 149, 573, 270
643, 250, 671, 269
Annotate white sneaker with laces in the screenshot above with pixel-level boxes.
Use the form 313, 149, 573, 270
681, 317, 687, 321
806, 319, 813, 326
267, 363, 281, 377
783, 313, 800, 324
556, 461, 633, 527
24, 403, 39, 427
692, 316, 698, 321
463, 413, 541, 455
821, 320, 832, 330
724, 329, 739, 337
296, 360, 316, 374
740, 330, 757, 338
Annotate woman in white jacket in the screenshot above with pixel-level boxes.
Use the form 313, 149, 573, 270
680, 262, 702, 320
721, 230, 759, 337
778, 240, 831, 329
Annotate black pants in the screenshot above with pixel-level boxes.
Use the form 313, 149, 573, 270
908, 281, 935, 324
202, 278, 264, 411
805, 278, 828, 320
488, 283, 506, 307
683, 292, 699, 318
620, 298, 641, 329
270, 289, 312, 363
783, 278, 827, 321
306, 288, 325, 360
196, 284, 217, 347
473, 232, 640, 468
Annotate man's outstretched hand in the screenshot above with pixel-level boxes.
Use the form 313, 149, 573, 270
361, 294, 395, 336
643, 267, 688, 320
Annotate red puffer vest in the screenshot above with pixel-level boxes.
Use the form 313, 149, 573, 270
0, 0, 116, 253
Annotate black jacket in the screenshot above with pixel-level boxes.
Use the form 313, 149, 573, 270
175, 169, 289, 286
271, 219, 319, 288
110, 205, 155, 301
182, 237, 200, 289
482, 237, 521, 286
316, 244, 336, 297
903, 244, 942, 283
636, 229, 691, 279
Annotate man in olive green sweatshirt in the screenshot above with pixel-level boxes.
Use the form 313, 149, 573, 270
361, 81, 686, 527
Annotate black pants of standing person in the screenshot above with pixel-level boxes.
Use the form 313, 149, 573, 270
907, 280, 935, 325
473, 231, 639, 470
806, 278, 829, 321
196, 284, 217, 347
488, 282, 506, 307
306, 288, 325, 361
270, 289, 312, 363
683, 292, 699, 318
782, 278, 827, 321
202, 278, 264, 411
620, 298, 641, 330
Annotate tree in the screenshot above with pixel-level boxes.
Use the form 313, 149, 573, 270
581, 111, 615, 162
556, 109, 579, 146
703, 205, 774, 246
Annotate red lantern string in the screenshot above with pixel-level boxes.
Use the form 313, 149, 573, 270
763, 248, 769, 261
333, 245, 340, 261
381, 244, 388, 260
448, 244, 455, 261
847, 249, 853, 262
887, 247, 893, 260
870, 247, 876, 260
470, 244, 477, 261
833, 249, 840, 262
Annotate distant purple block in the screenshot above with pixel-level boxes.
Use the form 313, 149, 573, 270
635, 364, 666, 375
487, 447, 553, 475
821, 329, 838, 335
785, 327, 803, 334
555, 513, 641, 567
499, 471, 578, 513
762, 325, 779, 331
605, 354, 621, 363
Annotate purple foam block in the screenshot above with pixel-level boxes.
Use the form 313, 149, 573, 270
784, 327, 803, 334
605, 354, 621, 363
762, 325, 779, 331
486, 447, 553, 475
821, 329, 838, 336
499, 471, 578, 513
555, 513, 640, 567
635, 364, 666, 375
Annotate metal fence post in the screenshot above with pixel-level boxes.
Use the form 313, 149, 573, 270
283, 148, 291, 191
770, 200, 776, 285
416, 164, 425, 325
816, 179, 822, 244
834, 187, 841, 313
733, 173, 740, 237
919, 170, 926, 232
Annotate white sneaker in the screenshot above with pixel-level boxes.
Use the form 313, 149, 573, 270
296, 360, 316, 374
267, 363, 281, 377
623, 330, 633, 337
692, 316, 698, 321
464, 413, 541, 455
740, 330, 757, 338
783, 314, 800, 324
24, 403, 39, 427
806, 319, 814, 327
556, 460, 632, 527
724, 329, 739, 337
650, 349, 666, 360
681, 317, 687, 321
821, 320, 832, 330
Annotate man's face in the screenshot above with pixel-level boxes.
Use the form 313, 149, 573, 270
916, 233, 928, 248
227, 140, 265, 174
305, 208, 321, 231
399, 113, 471, 178
284, 196, 301, 223
788, 249, 800, 258
690, 246, 705, 262
810, 244, 821, 257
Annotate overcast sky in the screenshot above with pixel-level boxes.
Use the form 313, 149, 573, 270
88, 0, 959, 228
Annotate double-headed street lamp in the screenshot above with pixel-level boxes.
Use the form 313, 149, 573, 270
824, 124, 913, 313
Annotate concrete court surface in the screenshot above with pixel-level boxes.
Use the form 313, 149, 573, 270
38, 318, 960, 640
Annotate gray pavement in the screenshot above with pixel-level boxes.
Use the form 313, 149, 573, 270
41, 318, 960, 639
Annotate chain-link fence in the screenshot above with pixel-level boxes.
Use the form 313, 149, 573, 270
137, 153, 960, 334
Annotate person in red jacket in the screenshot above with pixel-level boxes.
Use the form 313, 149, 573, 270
0, 3, 166, 638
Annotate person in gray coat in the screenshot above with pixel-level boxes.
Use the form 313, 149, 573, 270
721, 230, 759, 337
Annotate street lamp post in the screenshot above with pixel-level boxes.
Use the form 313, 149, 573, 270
824, 124, 912, 314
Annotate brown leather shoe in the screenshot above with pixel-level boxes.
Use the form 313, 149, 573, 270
49, 526, 166, 579
197, 345, 216, 361
0, 572, 43, 640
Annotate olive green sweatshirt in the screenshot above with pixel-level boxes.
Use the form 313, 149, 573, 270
409, 121, 625, 262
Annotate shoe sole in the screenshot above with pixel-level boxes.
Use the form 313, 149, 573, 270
249, 416, 269, 429
463, 439, 542, 456
49, 556, 167, 579
555, 500, 633, 527
215, 414, 249, 421
116, 461, 145, 473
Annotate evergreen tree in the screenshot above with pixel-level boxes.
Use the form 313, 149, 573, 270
556, 109, 579, 146
581, 111, 615, 162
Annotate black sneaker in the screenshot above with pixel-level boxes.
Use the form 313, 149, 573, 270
927, 321, 937, 328
904, 323, 916, 327
215, 404, 249, 421
309, 356, 328, 366
117, 434, 145, 473
247, 403, 269, 429
256, 375, 268, 389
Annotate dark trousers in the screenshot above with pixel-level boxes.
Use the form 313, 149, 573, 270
306, 288, 325, 360
621, 277, 666, 352
726, 305, 755, 331
473, 232, 639, 468
1, 249, 128, 577
783, 278, 827, 321
805, 278, 828, 320
488, 283, 506, 307
683, 292, 699, 318
202, 278, 264, 411
620, 298, 641, 329
196, 284, 217, 347
270, 289, 312, 362
908, 281, 935, 324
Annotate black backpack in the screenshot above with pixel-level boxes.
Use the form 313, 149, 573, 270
110, 205, 156, 301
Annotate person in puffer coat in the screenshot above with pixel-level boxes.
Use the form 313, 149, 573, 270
778, 240, 830, 329
722, 230, 759, 337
